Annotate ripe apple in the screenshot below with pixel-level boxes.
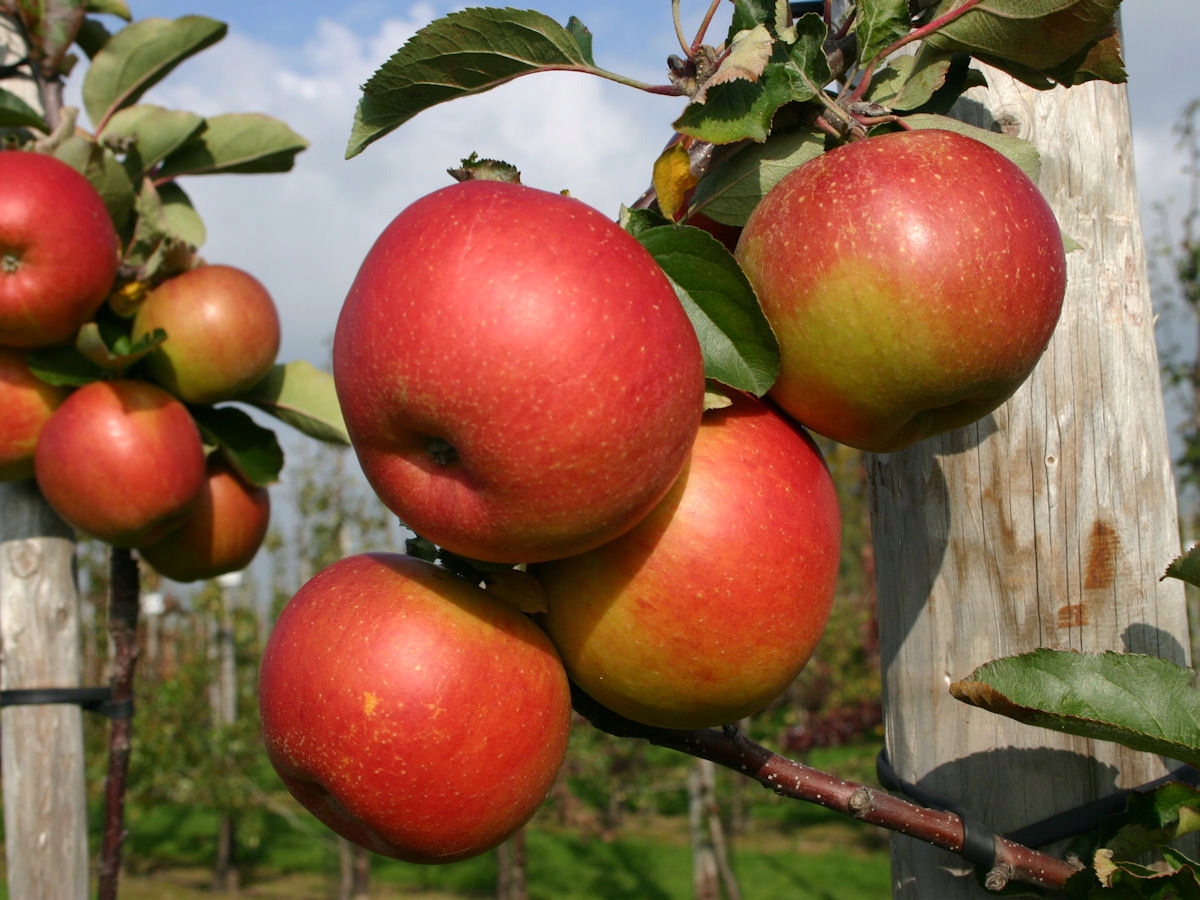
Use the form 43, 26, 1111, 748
0, 150, 119, 348
131, 264, 281, 404
735, 128, 1068, 453
138, 454, 271, 582
534, 391, 841, 730
33, 379, 206, 548
258, 552, 572, 864
0, 347, 69, 481
332, 180, 705, 564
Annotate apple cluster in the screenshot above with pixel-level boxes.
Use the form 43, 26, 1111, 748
259, 128, 1068, 865
0, 149, 277, 582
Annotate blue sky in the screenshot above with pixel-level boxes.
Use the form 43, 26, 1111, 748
91, 2, 1198, 374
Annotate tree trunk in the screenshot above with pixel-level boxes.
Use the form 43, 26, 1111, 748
212, 573, 241, 892
0, 481, 89, 900
870, 71, 1193, 897
688, 759, 741, 900
496, 830, 529, 900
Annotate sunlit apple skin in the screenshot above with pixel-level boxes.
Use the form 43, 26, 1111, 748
33, 379, 206, 547
138, 454, 271, 582
132, 264, 281, 404
0, 151, 119, 348
735, 129, 1068, 453
0, 347, 69, 481
332, 180, 705, 564
534, 392, 841, 730
258, 553, 572, 864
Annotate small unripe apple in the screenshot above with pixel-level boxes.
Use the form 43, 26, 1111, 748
0, 347, 69, 481
138, 454, 271, 582
258, 553, 572, 864
34, 379, 207, 547
735, 128, 1067, 452
535, 392, 841, 729
132, 264, 281, 404
0, 150, 119, 348
333, 180, 705, 564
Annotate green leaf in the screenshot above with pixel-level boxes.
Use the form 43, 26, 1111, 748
689, 127, 826, 226
98, 104, 205, 179
156, 113, 308, 176
1091, 847, 1200, 896
187, 404, 284, 487
1097, 782, 1200, 859
1166, 544, 1200, 590
75, 319, 163, 375
53, 134, 136, 232
26, 346, 108, 387
123, 179, 205, 276
347, 8, 603, 158
157, 182, 205, 247
236, 361, 350, 446
86, 0, 132, 18
673, 62, 795, 144
81, 15, 227, 129
950, 649, 1200, 769
0, 87, 49, 130
893, 112, 1042, 182
634, 224, 779, 395
855, 0, 912, 66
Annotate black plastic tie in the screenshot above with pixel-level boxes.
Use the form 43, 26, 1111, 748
0, 687, 133, 720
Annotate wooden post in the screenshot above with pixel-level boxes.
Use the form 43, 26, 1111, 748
869, 71, 1193, 896
0, 481, 90, 900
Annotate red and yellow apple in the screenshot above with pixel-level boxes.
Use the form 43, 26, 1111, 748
735, 128, 1068, 453
332, 180, 705, 564
138, 454, 271, 582
33, 379, 206, 547
0, 347, 69, 481
132, 264, 281, 404
258, 553, 572, 864
534, 391, 841, 729
0, 150, 119, 348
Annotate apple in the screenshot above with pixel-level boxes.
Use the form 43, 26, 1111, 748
534, 391, 841, 730
0, 347, 69, 481
131, 264, 281, 404
332, 179, 705, 564
138, 454, 271, 582
258, 552, 572, 864
735, 128, 1068, 453
33, 379, 207, 548
0, 150, 119, 348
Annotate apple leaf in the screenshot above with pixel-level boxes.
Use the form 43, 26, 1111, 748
688, 127, 826, 227
891, 113, 1042, 183
86, 0, 132, 19
346, 8, 612, 159
53, 134, 137, 232
124, 178, 205, 276
26, 347, 108, 387
236, 361, 350, 446
0, 87, 49, 130
1084, 848, 1200, 896
950, 649, 1200, 770
631, 218, 779, 396
98, 104, 205, 180
188, 404, 284, 487
855, 0, 913, 67
156, 113, 308, 176
81, 15, 227, 130
75, 320, 163, 375
1093, 782, 1200, 859
1165, 543, 1200, 591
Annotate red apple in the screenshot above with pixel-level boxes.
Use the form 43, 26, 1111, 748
534, 392, 841, 729
0, 347, 69, 481
131, 264, 281, 404
332, 180, 705, 564
138, 454, 271, 582
735, 128, 1067, 452
258, 552, 572, 864
0, 150, 119, 348
33, 379, 207, 547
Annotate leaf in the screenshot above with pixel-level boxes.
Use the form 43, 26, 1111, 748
634, 223, 779, 395
950, 649, 1200, 770
236, 361, 350, 446
652, 141, 699, 221
1097, 782, 1200, 859
187, 404, 284, 487
98, 104, 205, 179
0, 87, 49, 130
692, 25, 774, 104
1091, 848, 1200, 897
53, 134, 136, 231
673, 62, 795, 144
75, 319, 163, 375
157, 113, 308, 176
157, 182, 205, 247
894, 112, 1042, 182
81, 16, 226, 129
688, 127, 826, 226
855, 0, 913, 66
1165, 544, 1200, 590
85, 0, 132, 18
347, 8, 602, 158
26, 346, 108, 387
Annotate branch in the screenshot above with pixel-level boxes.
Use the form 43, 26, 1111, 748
572, 687, 1080, 893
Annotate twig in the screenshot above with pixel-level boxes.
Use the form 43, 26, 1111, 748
97, 547, 141, 900
572, 687, 1080, 893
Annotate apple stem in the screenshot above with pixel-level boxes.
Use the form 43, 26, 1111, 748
571, 685, 1079, 893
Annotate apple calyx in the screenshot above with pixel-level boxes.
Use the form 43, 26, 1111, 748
423, 436, 458, 466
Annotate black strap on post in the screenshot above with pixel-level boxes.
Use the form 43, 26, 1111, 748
0, 687, 133, 720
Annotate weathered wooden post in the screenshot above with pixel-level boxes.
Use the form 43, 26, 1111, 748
869, 67, 1194, 896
